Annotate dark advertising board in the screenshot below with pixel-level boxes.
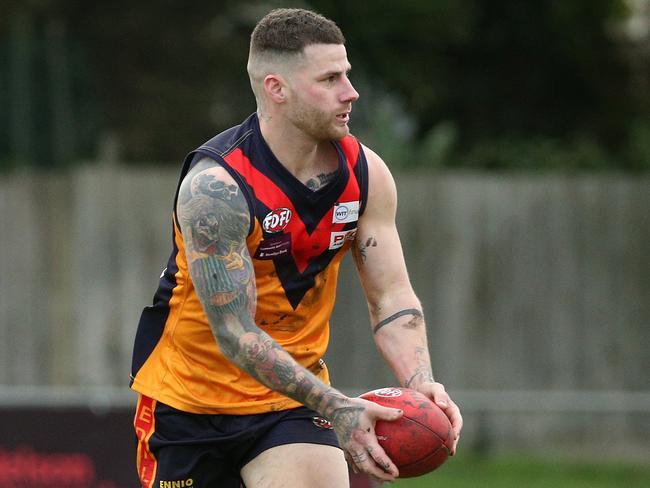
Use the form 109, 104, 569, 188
0, 406, 137, 488
0, 403, 376, 488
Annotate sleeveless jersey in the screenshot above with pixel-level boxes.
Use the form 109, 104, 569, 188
130, 114, 368, 414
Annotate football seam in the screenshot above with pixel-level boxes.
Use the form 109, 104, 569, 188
400, 443, 448, 471
395, 416, 451, 468
407, 415, 451, 446
403, 417, 451, 468
404, 416, 452, 458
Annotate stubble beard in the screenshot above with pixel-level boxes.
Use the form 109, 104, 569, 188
289, 101, 349, 142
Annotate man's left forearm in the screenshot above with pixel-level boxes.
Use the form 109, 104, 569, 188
372, 307, 435, 388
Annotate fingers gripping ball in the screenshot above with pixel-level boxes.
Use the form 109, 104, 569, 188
360, 387, 453, 478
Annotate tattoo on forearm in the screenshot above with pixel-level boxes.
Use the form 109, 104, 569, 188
207, 287, 339, 412
373, 308, 423, 334
230, 333, 366, 444
405, 347, 434, 388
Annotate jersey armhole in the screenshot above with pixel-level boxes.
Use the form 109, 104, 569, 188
173, 149, 256, 237
355, 142, 370, 217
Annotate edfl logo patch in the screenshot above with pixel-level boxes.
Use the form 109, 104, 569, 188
263, 208, 292, 233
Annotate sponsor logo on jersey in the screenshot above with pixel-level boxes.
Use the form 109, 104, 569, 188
263, 208, 292, 233
255, 234, 292, 259
329, 229, 357, 250
375, 388, 403, 398
332, 201, 360, 223
159, 479, 194, 488
312, 416, 334, 430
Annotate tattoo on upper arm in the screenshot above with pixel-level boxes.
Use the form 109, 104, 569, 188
178, 166, 253, 322
372, 308, 423, 334
354, 236, 377, 264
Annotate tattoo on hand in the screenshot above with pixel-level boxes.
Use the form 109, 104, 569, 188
351, 451, 367, 464
373, 308, 423, 334
329, 403, 365, 444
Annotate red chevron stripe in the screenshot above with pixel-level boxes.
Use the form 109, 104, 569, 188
225, 147, 360, 273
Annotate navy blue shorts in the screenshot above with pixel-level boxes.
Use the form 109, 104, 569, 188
134, 395, 341, 488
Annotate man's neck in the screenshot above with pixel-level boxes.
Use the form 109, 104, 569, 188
258, 114, 338, 183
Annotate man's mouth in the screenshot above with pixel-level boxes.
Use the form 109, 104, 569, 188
336, 112, 350, 123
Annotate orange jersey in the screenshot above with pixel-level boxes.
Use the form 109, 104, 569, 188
131, 114, 368, 414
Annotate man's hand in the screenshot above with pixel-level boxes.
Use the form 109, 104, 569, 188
331, 397, 403, 482
415, 381, 463, 454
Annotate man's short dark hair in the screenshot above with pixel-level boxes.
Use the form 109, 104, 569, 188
250, 8, 345, 54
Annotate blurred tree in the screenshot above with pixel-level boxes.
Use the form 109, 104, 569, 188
1, 1, 100, 168
1, 0, 648, 169
313, 0, 643, 169
1, 0, 264, 165
55, 0, 259, 162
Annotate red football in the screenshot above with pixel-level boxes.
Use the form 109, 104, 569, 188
359, 387, 453, 478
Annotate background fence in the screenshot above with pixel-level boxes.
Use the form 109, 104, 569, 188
1, 165, 649, 460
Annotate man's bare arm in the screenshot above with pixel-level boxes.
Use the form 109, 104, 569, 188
175, 160, 403, 482
353, 146, 463, 451
176, 159, 350, 416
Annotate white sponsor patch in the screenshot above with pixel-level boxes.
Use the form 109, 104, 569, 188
329, 229, 357, 250
332, 201, 360, 223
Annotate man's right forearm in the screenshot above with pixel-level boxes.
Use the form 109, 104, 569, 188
213, 312, 353, 420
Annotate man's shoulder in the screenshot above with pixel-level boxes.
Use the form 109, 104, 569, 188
357, 143, 390, 174
357, 143, 396, 203
197, 113, 258, 159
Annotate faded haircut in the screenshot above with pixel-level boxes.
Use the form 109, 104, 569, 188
247, 8, 345, 109
250, 8, 345, 53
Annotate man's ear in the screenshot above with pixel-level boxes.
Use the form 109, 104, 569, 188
263, 74, 288, 103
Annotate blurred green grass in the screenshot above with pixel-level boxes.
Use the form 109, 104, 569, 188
393, 454, 650, 488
